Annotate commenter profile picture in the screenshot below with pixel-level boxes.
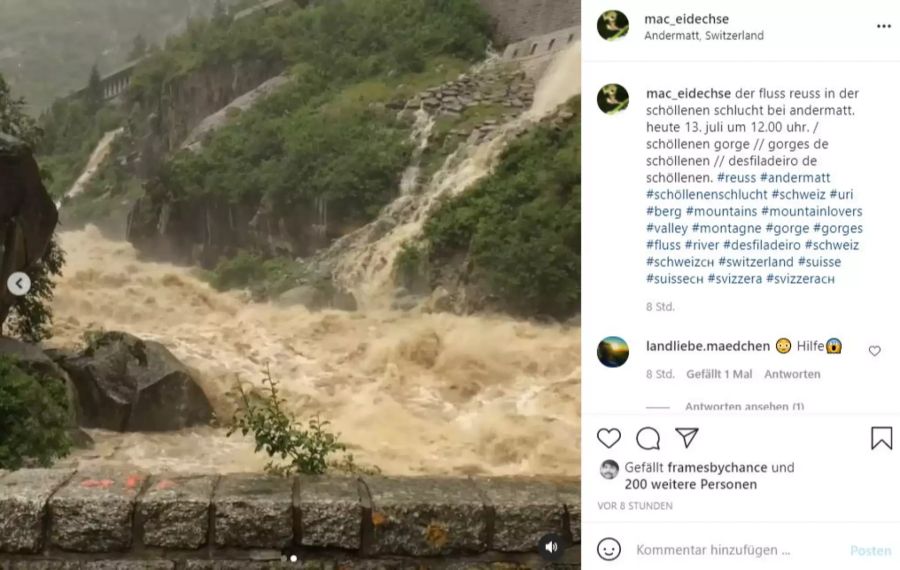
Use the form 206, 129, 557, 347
598, 10, 629, 41
598, 336, 629, 368
598, 84, 629, 115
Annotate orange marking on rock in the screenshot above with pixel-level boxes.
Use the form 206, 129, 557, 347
155, 479, 176, 490
126, 474, 142, 489
81, 479, 114, 489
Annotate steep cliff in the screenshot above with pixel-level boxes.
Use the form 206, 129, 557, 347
118, 0, 493, 263
133, 59, 282, 177
127, 60, 536, 268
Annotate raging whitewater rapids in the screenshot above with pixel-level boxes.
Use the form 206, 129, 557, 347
52, 44, 581, 477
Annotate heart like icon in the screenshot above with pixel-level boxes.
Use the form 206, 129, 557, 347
869, 346, 882, 356
597, 428, 622, 449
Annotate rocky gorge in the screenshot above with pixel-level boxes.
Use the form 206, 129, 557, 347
3, 0, 581, 480
125, 60, 541, 274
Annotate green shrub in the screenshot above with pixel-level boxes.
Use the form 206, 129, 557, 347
206, 251, 310, 299
225, 366, 351, 476
4, 238, 66, 343
423, 98, 581, 320
394, 241, 430, 292
0, 357, 72, 470
208, 251, 269, 290
256, 257, 309, 298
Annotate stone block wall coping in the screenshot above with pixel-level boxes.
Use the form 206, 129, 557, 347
0, 469, 580, 568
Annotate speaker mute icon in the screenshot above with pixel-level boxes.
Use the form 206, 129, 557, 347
675, 427, 699, 449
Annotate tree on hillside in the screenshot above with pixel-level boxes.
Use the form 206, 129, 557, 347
212, 0, 230, 24
84, 64, 104, 113
129, 33, 149, 61
0, 75, 40, 144
0, 74, 65, 343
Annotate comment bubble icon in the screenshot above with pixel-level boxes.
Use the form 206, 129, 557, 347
636, 426, 661, 450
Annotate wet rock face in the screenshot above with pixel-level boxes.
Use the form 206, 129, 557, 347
0, 339, 73, 396
55, 331, 213, 432
0, 133, 58, 324
126, 191, 328, 268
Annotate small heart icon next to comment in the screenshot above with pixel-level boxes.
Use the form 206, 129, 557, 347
597, 428, 622, 449
869, 346, 882, 356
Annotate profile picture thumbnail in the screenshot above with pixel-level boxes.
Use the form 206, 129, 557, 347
597, 84, 629, 115
600, 459, 620, 480
598, 336, 629, 368
598, 10, 629, 41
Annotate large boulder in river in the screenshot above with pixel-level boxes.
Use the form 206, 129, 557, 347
56, 331, 213, 432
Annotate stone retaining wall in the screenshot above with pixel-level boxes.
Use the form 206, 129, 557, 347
476, 0, 580, 44
0, 469, 580, 568
496, 25, 581, 83
502, 26, 581, 62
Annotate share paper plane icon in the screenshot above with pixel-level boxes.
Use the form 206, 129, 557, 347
675, 428, 699, 449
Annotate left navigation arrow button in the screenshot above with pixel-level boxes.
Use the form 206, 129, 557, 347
6, 272, 32, 297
